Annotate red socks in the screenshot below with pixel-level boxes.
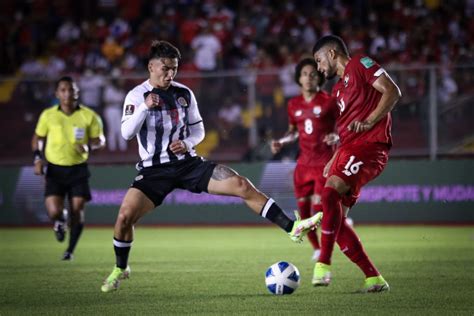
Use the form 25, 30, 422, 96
297, 199, 320, 250
337, 219, 380, 277
319, 187, 343, 265
318, 187, 380, 277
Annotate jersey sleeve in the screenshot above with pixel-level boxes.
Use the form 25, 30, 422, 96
329, 96, 340, 120
187, 89, 203, 125
287, 99, 296, 126
34, 110, 49, 137
122, 90, 145, 122
88, 111, 104, 138
357, 56, 385, 86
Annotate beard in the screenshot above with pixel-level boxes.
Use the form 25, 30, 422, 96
325, 67, 337, 80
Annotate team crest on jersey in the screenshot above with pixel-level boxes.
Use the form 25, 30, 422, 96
360, 56, 375, 69
313, 106, 322, 117
125, 104, 135, 115
295, 110, 302, 116
177, 97, 188, 107
344, 75, 350, 87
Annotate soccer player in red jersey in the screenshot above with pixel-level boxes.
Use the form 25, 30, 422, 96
312, 35, 401, 292
271, 58, 339, 262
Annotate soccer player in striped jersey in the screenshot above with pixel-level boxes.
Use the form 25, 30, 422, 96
101, 40, 323, 292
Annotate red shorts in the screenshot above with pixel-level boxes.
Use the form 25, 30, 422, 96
293, 163, 326, 199
328, 142, 389, 207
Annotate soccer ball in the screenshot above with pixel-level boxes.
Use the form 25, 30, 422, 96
265, 261, 300, 295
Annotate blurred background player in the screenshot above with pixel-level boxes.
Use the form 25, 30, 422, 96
100, 40, 322, 293
271, 58, 339, 262
31, 76, 105, 260
312, 35, 401, 292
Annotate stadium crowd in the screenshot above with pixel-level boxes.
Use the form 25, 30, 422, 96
0, 0, 473, 162
1, 0, 473, 77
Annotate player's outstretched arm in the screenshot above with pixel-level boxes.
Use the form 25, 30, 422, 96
348, 73, 402, 133
271, 125, 298, 154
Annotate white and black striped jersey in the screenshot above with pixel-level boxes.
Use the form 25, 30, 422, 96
121, 80, 204, 169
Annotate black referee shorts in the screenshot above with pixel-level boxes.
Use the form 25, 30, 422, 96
131, 157, 217, 207
45, 163, 92, 201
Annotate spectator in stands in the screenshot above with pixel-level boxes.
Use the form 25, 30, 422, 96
103, 68, 127, 152
191, 23, 222, 72
56, 19, 81, 44
217, 97, 243, 142
78, 68, 106, 113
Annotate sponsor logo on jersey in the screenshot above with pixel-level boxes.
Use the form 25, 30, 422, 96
344, 75, 350, 87
295, 110, 302, 116
177, 97, 188, 107
313, 106, 322, 117
135, 175, 143, 181
125, 104, 135, 115
360, 56, 375, 69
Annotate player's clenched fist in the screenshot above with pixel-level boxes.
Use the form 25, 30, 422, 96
169, 139, 187, 154
145, 93, 160, 109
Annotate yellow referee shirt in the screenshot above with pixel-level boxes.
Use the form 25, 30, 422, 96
35, 104, 104, 166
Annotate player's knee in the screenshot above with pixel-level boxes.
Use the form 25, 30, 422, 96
233, 176, 254, 198
325, 176, 349, 194
117, 205, 136, 228
46, 206, 63, 220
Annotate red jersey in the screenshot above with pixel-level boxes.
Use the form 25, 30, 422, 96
331, 54, 392, 147
288, 91, 338, 167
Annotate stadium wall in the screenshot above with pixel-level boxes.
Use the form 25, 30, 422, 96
1, 160, 473, 225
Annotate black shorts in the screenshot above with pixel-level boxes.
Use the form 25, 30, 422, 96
131, 157, 217, 207
45, 163, 91, 201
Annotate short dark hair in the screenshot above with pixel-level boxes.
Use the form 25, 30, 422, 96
55, 76, 79, 99
294, 58, 325, 87
312, 35, 349, 57
149, 40, 181, 61
55, 76, 75, 90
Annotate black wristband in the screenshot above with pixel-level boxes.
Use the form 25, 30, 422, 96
33, 149, 43, 161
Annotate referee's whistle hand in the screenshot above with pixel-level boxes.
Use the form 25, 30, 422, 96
75, 144, 87, 154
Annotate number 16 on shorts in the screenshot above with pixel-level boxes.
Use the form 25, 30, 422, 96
342, 155, 363, 176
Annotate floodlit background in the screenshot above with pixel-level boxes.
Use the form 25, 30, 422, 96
0, 0, 472, 224
0, 2, 473, 315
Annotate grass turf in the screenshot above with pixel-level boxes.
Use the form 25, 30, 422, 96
1, 226, 473, 315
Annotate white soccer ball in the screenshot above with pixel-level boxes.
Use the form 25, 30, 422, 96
265, 261, 301, 295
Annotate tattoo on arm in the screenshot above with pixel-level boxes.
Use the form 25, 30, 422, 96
211, 165, 238, 181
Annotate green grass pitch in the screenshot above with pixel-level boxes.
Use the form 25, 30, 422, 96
1, 226, 473, 315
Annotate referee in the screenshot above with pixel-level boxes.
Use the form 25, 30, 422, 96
32, 76, 105, 261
